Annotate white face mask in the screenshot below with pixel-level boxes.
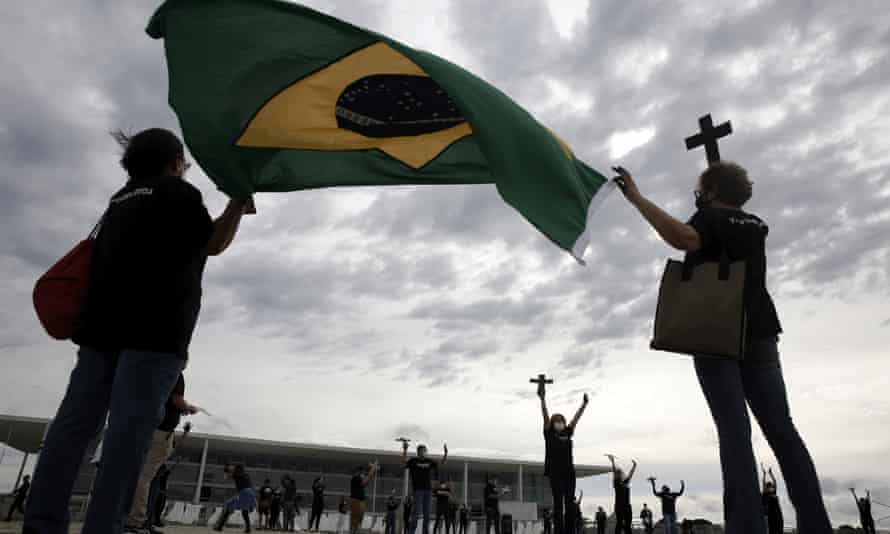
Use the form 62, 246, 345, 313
553, 422, 566, 432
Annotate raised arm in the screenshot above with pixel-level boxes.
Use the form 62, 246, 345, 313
626, 460, 638, 482
540, 389, 550, 429
569, 394, 589, 429
606, 454, 617, 473
362, 462, 379, 486
441, 443, 449, 466
675, 480, 685, 497
648, 477, 658, 496
402, 442, 410, 465
850, 488, 859, 502
613, 167, 702, 252
206, 197, 253, 256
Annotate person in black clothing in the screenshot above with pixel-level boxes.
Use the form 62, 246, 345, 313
270, 487, 283, 531
337, 497, 349, 534
434, 481, 454, 534
282, 474, 299, 532
449, 499, 459, 534
648, 478, 684, 534
605, 455, 636, 534
215, 463, 257, 533
851, 488, 876, 534
25, 128, 252, 534
542, 508, 552, 534
310, 476, 326, 531
761, 466, 783, 534
458, 504, 469, 534
258, 478, 274, 529
539, 386, 589, 534
571, 492, 583, 534
385, 490, 402, 534
614, 163, 832, 534
350, 461, 379, 534
639, 503, 653, 534
403, 442, 448, 534
484, 477, 501, 534
4, 474, 30, 521
403, 495, 415, 534
594, 507, 607, 534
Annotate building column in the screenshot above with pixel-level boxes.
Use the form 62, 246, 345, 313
517, 464, 523, 502
193, 438, 209, 504
463, 461, 469, 505
13, 452, 28, 490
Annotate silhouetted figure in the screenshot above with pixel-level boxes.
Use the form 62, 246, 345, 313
310, 476, 326, 531
851, 488, 876, 534
639, 503, 654, 534
458, 503, 469, 534
404, 496, 415, 534
542, 508, 553, 534
649, 478, 684, 534
434, 481, 453, 534
214, 463, 256, 533
350, 462, 379, 534
4, 475, 30, 521
484, 478, 501, 534
594, 507, 607, 534
606, 455, 636, 534
403, 442, 449, 534
385, 491, 402, 534
761, 466, 783, 534
540, 387, 589, 534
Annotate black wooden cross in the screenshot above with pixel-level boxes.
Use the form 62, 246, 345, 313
530, 374, 553, 396
684, 114, 732, 165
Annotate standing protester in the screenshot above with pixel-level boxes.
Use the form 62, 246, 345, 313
403, 442, 448, 534
258, 479, 274, 529
614, 163, 833, 534
310, 476, 326, 532
572, 492, 583, 534
403, 496, 415, 534
214, 463, 257, 533
24, 128, 252, 534
606, 455, 636, 534
336, 497, 349, 534
350, 461, 379, 534
539, 387, 589, 534
270, 487, 283, 531
449, 498, 459, 534
851, 488, 876, 534
594, 507, 607, 534
385, 490, 402, 534
639, 504, 653, 534
4, 474, 30, 521
124, 373, 199, 533
484, 477, 501, 534
761, 466, 782, 534
282, 474, 299, 532
648, 478, 684, 534
434, 481, 453, 534
542, 508, 553, 534
458, 504, 469, 534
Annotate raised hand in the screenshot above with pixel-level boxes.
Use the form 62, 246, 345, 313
444, 443, 449, 455
583, 393, 589, 404
612, 166, 641, 204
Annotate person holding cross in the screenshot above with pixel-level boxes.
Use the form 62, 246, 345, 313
613, 158, 832, 534
606, 455, 636, 534
403, 441, 448, 534
537, 375, 589, 534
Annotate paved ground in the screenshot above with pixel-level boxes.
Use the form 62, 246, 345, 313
0, 522, 284, 533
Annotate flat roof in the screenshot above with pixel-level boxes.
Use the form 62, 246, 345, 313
0, 414, 610, 477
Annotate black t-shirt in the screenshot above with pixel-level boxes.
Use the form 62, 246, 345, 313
387, 496, 401, 512
351, 474, 366, 500
406, 457, 438, 491
595, 511, 607, 525
484, 483, 499, 509
543, 425, 575, 478
859, 500, 872, 516
260, 484, 274, 503
283, 479, 298, 501
658, 494, 677, 516
460, 508, 469, 522
232, 465, 252, 490
435, 486, 452, 509
15, 480, 30, 498
339, 500, 348, 514
762, 493, 781, 519
74, 175, 214, 359
640, 508, 652, 522
613, 479, 630, 510
313, 480, 325, 501
687, 207, 782, 341
158, 373, 185, 431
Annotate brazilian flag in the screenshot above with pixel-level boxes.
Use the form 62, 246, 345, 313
147, 0, 614, 261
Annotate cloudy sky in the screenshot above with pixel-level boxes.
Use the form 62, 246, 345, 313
1, 0, 889, 527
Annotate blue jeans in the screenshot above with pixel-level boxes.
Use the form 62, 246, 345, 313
411, 490, 432, 534
663, 514, 675, 534
24, 346, 184, 534
694, 337, 832, 534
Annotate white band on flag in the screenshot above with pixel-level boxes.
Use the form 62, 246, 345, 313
571, 179, 618, 265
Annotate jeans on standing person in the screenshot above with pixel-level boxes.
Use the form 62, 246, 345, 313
385, 510, 397, 534
23, 347, 184, 534
485, 507, 500, 534
411, 490, 433, 534
663, 513, 676, 534
694, 337, 833, 534
549, 476, 576, 534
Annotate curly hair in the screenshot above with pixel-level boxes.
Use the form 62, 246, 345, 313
699, 161, 752, 207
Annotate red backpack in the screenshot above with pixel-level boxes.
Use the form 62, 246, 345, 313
33, 220, 102, 340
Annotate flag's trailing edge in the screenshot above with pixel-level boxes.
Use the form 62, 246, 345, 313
147, 0, 613, 262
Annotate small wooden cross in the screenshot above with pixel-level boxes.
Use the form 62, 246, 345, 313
530, 374, 553, 396
684, 113, 732, 165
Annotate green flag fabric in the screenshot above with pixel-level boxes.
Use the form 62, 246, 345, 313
147, 0, 615, 261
